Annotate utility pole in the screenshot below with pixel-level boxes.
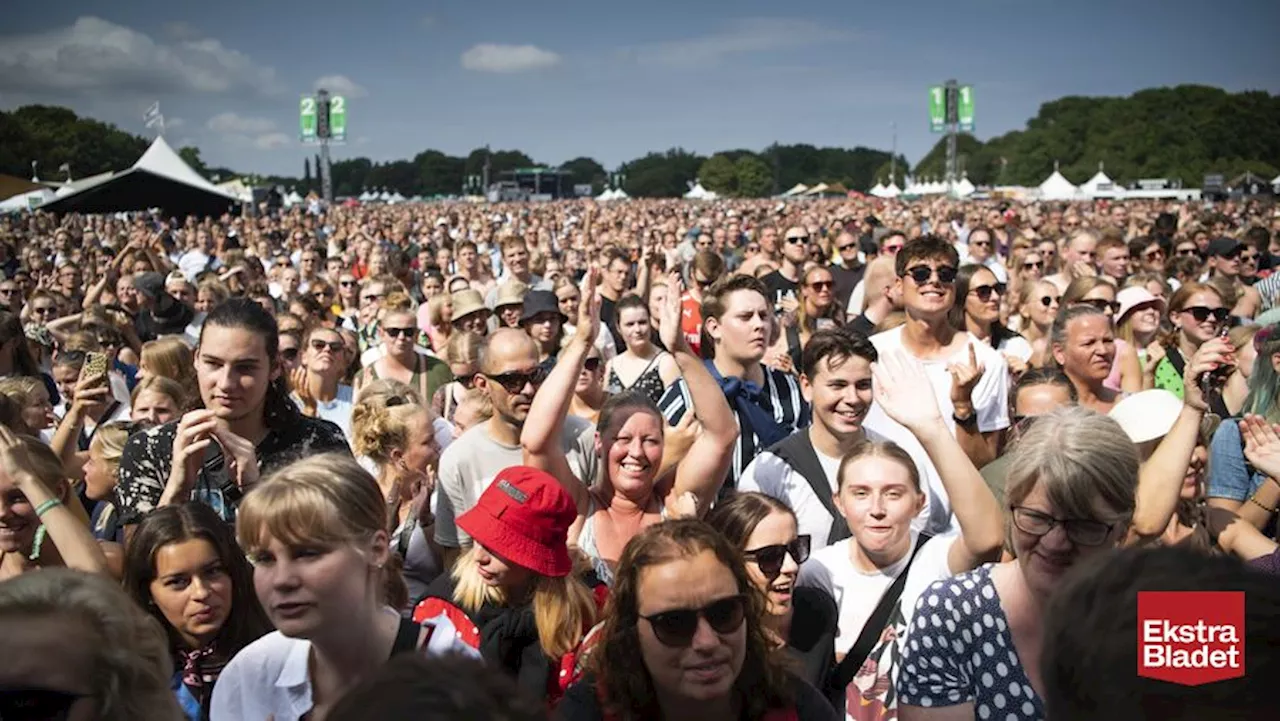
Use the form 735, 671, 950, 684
316, 88, 334, 204
944, 79, 959, 189
890, 121, 898, 185
482, 145, 491, 193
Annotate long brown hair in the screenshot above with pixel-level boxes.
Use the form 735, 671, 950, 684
592, 519, 794, 721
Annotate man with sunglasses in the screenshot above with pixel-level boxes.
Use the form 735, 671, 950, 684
829, 230, 866, 309
740, 329, 885, 551
960, 227, 1008, 284
760, 226, 810, 310
862, 236, 1010, 534
434, 328, 598, 569
1205, 237, 1261, 318
679, 251, 725, 357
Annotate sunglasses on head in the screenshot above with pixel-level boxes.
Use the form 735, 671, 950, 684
970, 282, 1006, 302
383, 326, 416, 339
1182, 306, 1228, 323
309, 339, 344, 353
1079, 298, 1119, 314
484, 366, 549, 393
744, 536, 810, 580
0, 686, 88, 721
904, 265, 958, 285
640, 594, 748, 647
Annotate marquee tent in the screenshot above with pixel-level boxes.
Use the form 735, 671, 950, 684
38, 136, 239, 216
781, 183, 809, 197
868, 182, 886, 197
1038, 164, 1079, 201
0, 188, 54, 213
684, 182, 717, 200
880, 182, 901, 198
953, 175, 976, 198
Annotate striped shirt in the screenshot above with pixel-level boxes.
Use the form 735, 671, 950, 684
657, 364, 808, 490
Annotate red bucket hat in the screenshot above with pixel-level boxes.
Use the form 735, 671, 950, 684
457, 466, 578, 577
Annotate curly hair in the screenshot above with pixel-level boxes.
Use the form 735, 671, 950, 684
0, 568, 185, 721
591, 519, 794, 721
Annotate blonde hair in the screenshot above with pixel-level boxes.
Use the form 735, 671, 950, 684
451, 547, 597, 659
427, 294, 452, 328
352, 397, 426, 464
130, 375, 190, 412
0, 569, 184, 721
237, 453, 385, 554
356, 378, 421, 408
445, 331, 484, 367
0, 376, 45, 407
1006, 406, 1138, 525
90, 421, 132, 470
141, 337, 197, 395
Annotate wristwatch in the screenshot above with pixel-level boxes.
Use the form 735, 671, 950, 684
953, 407, 978, 429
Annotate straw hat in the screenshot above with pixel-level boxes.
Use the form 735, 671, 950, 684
494, 280, 529, 310
450, 289, 488, 322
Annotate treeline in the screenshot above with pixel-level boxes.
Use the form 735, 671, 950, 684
911, 85, 1280, 186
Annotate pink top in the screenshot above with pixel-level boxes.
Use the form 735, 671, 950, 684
1104, 337, 1130, 392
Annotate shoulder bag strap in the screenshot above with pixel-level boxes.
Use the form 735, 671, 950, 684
769, 431, 848, 545
389, 616, 424, 658
827, 533, 934, 693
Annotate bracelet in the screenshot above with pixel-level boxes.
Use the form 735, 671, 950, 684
34, 498, 62, 517
1247, 496, 1278, 514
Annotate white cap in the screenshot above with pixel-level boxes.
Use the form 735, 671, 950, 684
1108, 390, 1183, 443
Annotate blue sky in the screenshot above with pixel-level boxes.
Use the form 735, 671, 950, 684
1, 0, 1277, 179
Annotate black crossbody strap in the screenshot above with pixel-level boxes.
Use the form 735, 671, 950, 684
827, 533, 934, 693
769, 431, 849, 545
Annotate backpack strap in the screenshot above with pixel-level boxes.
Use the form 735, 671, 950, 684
769, 431, 849, 545
826, 532, 934, 695
389, 616, 427, 658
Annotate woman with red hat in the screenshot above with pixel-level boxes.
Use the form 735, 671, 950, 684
413, 465, 604, 707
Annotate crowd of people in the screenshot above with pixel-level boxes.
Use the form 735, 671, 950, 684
0, 194, 1279, 721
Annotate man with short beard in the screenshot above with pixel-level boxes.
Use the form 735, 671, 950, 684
658, 275, 807, 490
434, 329, 597, 568
739, 329, 885, 550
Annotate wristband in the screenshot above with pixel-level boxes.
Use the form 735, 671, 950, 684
34, 498, 62, 518
1247, 496, 1278, 515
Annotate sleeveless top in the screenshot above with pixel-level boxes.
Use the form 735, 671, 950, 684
605, 353, 668, 405
578, 492, 669, 587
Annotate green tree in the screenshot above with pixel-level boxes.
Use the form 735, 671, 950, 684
699, 154, 738, 195
560, 156, 607, 194
623, 149, 706, 198
178, 146, 208, 176
735, 155, 773, 197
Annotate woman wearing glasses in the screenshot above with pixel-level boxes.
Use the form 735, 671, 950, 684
779, 266, 845, 372
291, 325, 356, 443
559, 520, 839, 721
432, 331, 484, 425
354, 306, 451, 404
1151, 283, 1228, 399
706, 493, 837, 696
896, 406, 1138, 721
952, 265, 1031, 377
1016, 280, 1061, 368
799, 350, 1004, 719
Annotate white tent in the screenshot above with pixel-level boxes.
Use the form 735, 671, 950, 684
781, 183, 809, 197
36, 136, 238, 215
595, 188, 616, 201
868, 182, 886, 197
1272, 174, 1280, 190
880, 182, 901, 198
1080, 164, 1119, 198
1038, 163, 1079, 201
388, 191, 406, 204
358, 190, 375, 202
954, 175, 976, 198
377, 190, 393, 202
216, 179, 255, 203
684, 182, 717, 200
0, 188, 55, 213
611, 188, 630, 200
803, 182, 829, 196
283, 190, 304, 207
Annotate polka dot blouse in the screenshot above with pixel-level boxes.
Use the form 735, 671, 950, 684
896, 564, 1045, 721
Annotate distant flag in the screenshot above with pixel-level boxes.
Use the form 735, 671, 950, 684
144, 102, 164, 133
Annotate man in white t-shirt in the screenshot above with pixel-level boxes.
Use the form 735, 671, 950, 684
863, 235, 1009, 534
739, 328, 919, 551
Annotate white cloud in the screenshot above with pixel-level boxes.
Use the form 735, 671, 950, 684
460, 43, 561, 73
626, 18, 856, 68
0, 16, 285, 98
207, 112, 276, 134
313, 74, 367, 98
165, 116, 186, 130
161, 21, 202, 41
254, 133, 291, 150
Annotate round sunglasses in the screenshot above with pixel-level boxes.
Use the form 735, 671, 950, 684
640, 593, 747, 647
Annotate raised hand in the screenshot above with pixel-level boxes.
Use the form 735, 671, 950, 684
576, 267, 602, 346
1184, 335, 1234, 412
411, 465, 437, 527
0, 425, 39, 486
290, 367, 316, 417
871, 349, 945, 434
659, 272, 687, 353
163, 410, 219, 504
947, 342, 985, 407
1240, 414, 1280, 480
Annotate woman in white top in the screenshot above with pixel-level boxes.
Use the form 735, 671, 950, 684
952, 264, 1033, 376
291, 325, 355, 442
211, 454, 475, 721
797, 350, 1004, 719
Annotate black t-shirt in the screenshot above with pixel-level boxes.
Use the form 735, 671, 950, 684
786, 586, 839, 702
761, 270, 800, 309
600, 294, 624, 349
560, 672, 840, 721
847, 313, 877, 339
830, 264, 865, 309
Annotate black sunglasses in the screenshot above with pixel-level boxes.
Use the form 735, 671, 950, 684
837, 242, 858, 253
1182, 306, 1229, 323
1010, 505, 1115, 546
383, 326, 416, 338
1079, 298, 1119, 314
454, 373, 475, 389
1176, 248, 1199, 257
484, 366, 549, 393
807, 280, 833, 291
970, 283, 1007, 302
583, 357, 602, 372
640, 594, 748, 647
1022, 260, 1043, 270
339, 280, 357, 287
1143, 249, 1165, 259
904, 265, 958, 285
309, 339, 344, 353
743, 536, 810, 580
785, 235, 809, 245
1038, 295, 1060, 308
0, 687, 88, 721
280, 347, 300, 361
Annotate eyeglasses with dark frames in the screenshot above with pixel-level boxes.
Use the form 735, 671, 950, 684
1010, 506, 1116, 546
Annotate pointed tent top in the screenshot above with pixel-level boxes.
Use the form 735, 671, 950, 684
1054, 160, 1060, 172
1098, 161, 1105, 173
133, 136, 228, 196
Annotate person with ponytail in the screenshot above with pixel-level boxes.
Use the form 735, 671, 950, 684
352, 380, 452, 602
116, 298, 350, 531
413, 465, 605, 708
